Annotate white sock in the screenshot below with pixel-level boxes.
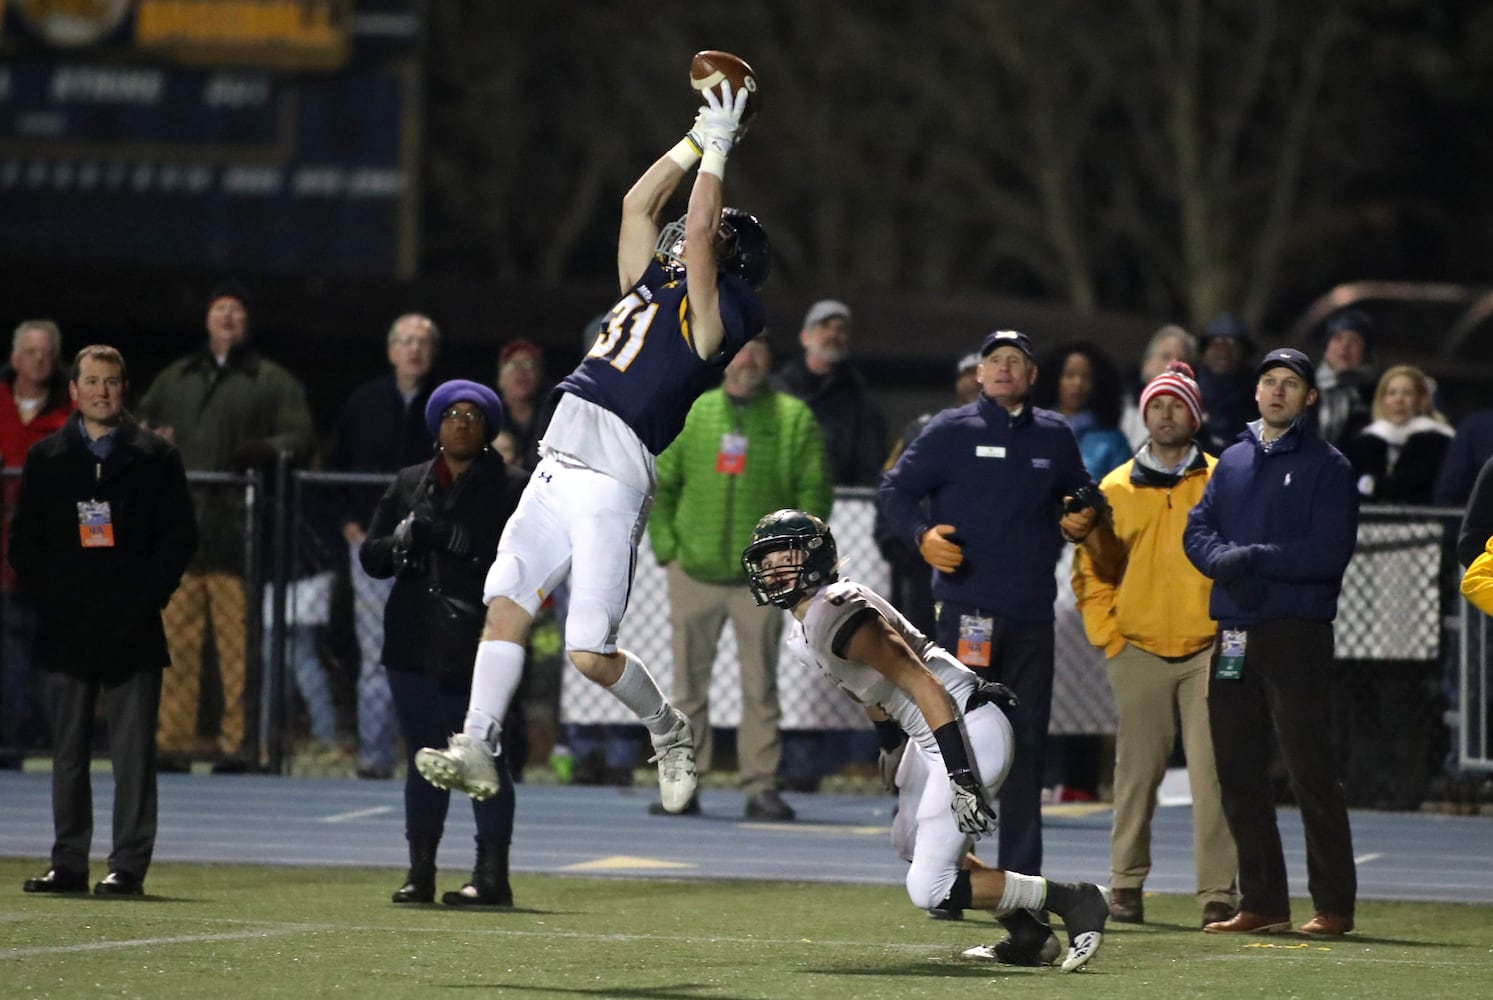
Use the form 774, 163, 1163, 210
462, 640, 525, 751
997, 873, 1048, 912
604, 650, 674, 735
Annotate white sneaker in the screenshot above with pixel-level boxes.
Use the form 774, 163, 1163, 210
415, 734, 499, 801
647, 711, 698, 814
1058, 883, 1109, 973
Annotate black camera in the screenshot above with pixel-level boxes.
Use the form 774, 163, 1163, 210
1064, 482, 1106, 515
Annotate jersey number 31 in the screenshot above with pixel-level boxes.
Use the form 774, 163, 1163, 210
589, 293, 659, 372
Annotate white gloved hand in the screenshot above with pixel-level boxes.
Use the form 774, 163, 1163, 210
698, 80, 750, 178
949, 772, 998, 835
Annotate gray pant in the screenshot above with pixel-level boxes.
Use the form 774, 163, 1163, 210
44, 669, 161, 879
666, 564, 783, 796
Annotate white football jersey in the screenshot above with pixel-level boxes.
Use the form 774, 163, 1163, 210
788, 579, 981, 754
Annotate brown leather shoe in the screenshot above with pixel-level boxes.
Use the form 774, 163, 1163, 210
1299, 912, 1354, 936
1108, 887, 1144, 923
1202, 910, 1291, 934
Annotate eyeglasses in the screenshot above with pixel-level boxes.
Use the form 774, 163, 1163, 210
502, 358, 537, 373
441, 408, 483, 425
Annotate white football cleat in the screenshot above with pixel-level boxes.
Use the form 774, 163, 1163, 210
648, 711, 698, 814
415, 734, 499, 801
1058, 883, 1109, 973
961, 932, 1062, 966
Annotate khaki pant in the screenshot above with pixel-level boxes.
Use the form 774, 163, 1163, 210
666, 563, 783, 796
158, 571, 247, 755
1107, 642, 1238, 906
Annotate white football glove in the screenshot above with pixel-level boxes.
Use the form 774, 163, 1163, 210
698, 80, 750, 178
949, 772, 998, 835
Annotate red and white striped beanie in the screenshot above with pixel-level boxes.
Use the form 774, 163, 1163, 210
1139, 361, 1203, 428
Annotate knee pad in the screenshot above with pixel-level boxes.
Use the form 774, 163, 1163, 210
483, 554, 538, 615
907, 862, 969, 911
564, 594, 617, 653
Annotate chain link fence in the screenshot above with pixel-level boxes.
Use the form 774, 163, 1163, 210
2, 466, 1490, 808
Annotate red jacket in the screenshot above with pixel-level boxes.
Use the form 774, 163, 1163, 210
0, 368, 75, 590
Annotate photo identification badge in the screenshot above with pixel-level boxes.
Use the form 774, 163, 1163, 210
1214, 629, 1247, 681
957, 613, 994, 668
77, 500, 115, 548
716, 432, 748, 475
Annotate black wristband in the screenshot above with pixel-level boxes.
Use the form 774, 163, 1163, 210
873, 717, 906, 752
932, 720, 973, 776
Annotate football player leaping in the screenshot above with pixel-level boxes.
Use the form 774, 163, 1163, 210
742, 510, 1110, 973
415, 80, 769, 815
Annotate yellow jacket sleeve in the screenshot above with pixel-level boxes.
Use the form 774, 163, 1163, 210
1461, 535, 1493, 618
1072, 544, 1126, 658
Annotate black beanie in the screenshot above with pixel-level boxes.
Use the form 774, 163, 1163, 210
209, 279, 253, 312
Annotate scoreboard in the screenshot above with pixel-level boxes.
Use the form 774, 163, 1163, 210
0, 0, 417, 277
2, 0, 352, 70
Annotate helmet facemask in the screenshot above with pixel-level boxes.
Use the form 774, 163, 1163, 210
653, 215, 688, 275
742, 520, 837, 609
652, 210, 771, 290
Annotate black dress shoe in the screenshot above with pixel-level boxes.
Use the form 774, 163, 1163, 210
744, 789, 796, 821
94, 871, 145, 896
23, 868, 88, 894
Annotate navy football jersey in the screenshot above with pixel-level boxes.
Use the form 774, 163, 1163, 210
557, 261, 764, 455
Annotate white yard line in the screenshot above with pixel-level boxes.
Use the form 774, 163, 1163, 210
318, 806, 395, 823
0, 924, 330, 959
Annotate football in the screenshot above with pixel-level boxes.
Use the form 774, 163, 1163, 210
690, 50, 760, 129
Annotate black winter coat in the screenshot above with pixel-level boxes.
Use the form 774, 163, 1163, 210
770, 355, 888, 486
8, 415, 197, 681
359, 448, 527, 691
1341, 421, 1454, 505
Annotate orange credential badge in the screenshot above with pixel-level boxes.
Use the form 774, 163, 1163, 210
77, 500, 115, 548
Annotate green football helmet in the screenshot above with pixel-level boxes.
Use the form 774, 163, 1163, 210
741, 509, 838, 609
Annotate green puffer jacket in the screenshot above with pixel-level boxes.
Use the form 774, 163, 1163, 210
650, 388, 832, 584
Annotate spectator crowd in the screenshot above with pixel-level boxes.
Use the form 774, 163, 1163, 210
4, 292, 1490, 884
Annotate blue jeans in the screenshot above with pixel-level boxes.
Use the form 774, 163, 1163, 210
349, 546, 398, 771
261, 624, 337, 747
388, 669, 513, 843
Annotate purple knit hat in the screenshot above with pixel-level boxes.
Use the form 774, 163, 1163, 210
425, 379, 503, 437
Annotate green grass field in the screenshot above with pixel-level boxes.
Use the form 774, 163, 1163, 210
3, 858, 1490, 999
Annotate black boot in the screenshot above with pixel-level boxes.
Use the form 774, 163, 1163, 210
391, 834, 439, 904
442, 838, 513, 907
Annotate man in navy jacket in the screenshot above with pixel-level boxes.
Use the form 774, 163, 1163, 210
1184, 347, 1359, 938
881, 330, 1099, 883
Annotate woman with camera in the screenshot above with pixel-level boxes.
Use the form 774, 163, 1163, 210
359, 380, 528, 907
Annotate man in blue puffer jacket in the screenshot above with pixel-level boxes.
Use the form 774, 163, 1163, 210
1184, 347, 1359, 940
880, 330, 1100, 884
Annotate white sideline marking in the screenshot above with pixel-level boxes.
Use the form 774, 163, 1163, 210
0, 924, 327, 959
564, 855, 694, 872
1355, 852, 1383, 865
13, 915, 1471, 969
319, 806, 394, 823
